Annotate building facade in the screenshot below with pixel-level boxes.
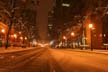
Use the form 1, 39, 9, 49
51, 0, 108, 49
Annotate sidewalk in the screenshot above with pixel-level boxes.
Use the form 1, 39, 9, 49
65, 48, 108, 55
0, 47, 34, 53
73, 48, 108, 55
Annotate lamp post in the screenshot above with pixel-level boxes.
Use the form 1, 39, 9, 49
71, 32, 75, 48
13, 34, 17, 47
1, 29, 6, 47
63, 36, 67, 47
89, 24, 93, 51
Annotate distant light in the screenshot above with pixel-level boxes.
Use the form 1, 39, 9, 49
25, 37, 27, 40
20, 37, 23, 40
63, 36, 66, 40
104, 34, 106, 37
71, 32, 75, 36
89, 24, 93, 28
50, 40, 54, 45
33, 40, 37, 46
1, 29, 5, 33
99, 34, 102, 37
14, 34, 17, 38
62, 3, 70, 7
19, 31, 22, 34
38, 43, 49, 47
106, 11, 108, 14
48, 24, 53, 27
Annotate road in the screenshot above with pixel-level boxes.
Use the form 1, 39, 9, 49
0, 47, 108, 72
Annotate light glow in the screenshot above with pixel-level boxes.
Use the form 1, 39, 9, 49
1, 29, 5, 33
14, 34, 17, 38
71, 32, 75, 36
89, 24, 93, 28
62, 3, 70, 7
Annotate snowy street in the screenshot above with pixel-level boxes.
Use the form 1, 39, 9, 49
0, 47, 108, 72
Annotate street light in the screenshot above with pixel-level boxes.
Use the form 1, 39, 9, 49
89, 24, 93, 29
63, 35, 66, 41
19, 31, 22, 34
13, 34, 17, 39
63, 36, 67, 47
71, 32, 75, 36
1, 29, 5, 39
71, 32, 75, 48
20, 36, 23, 40
89, 24, 93, 51
1, 29, 5, 33
1, 29, 6, 47
25, 37, 27, 40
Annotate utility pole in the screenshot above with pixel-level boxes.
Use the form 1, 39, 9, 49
5, 0, 15, 49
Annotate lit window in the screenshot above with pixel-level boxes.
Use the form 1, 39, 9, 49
48, 24, 53, 27
104, 34, 106, 37
62, 3, 70, 7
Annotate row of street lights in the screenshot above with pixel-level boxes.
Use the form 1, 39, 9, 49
63, 32, 75, 40
63, 32, 75, 48
62, 23, 94, 51
0, 28, 28, 47
63, 32, 75, 39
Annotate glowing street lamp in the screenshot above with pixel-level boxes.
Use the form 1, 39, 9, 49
1, 29, 6, 46
25, 37, 27, 40
63, 36, 66, 40
1, 29, 5, 33
71, 32, 75, 36
13, 34, 17, 46
71, 32, 75, 48
20, 36, 23, 40
63, 36, 67, 47
89, 24, 93, 29
19, 31, 22, 34
89, 23, 93, 51
13, 34, 17, 39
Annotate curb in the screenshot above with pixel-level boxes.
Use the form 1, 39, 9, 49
72, 49, 108, 55
0, 47, 35, 54
59, 48, 108, 55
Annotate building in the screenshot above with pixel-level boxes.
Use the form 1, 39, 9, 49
83, 0, 108, 49
48, 0, 71, 40
50, 0, 108, 49
102, 14, 108, 44
36, 0, 53, 42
